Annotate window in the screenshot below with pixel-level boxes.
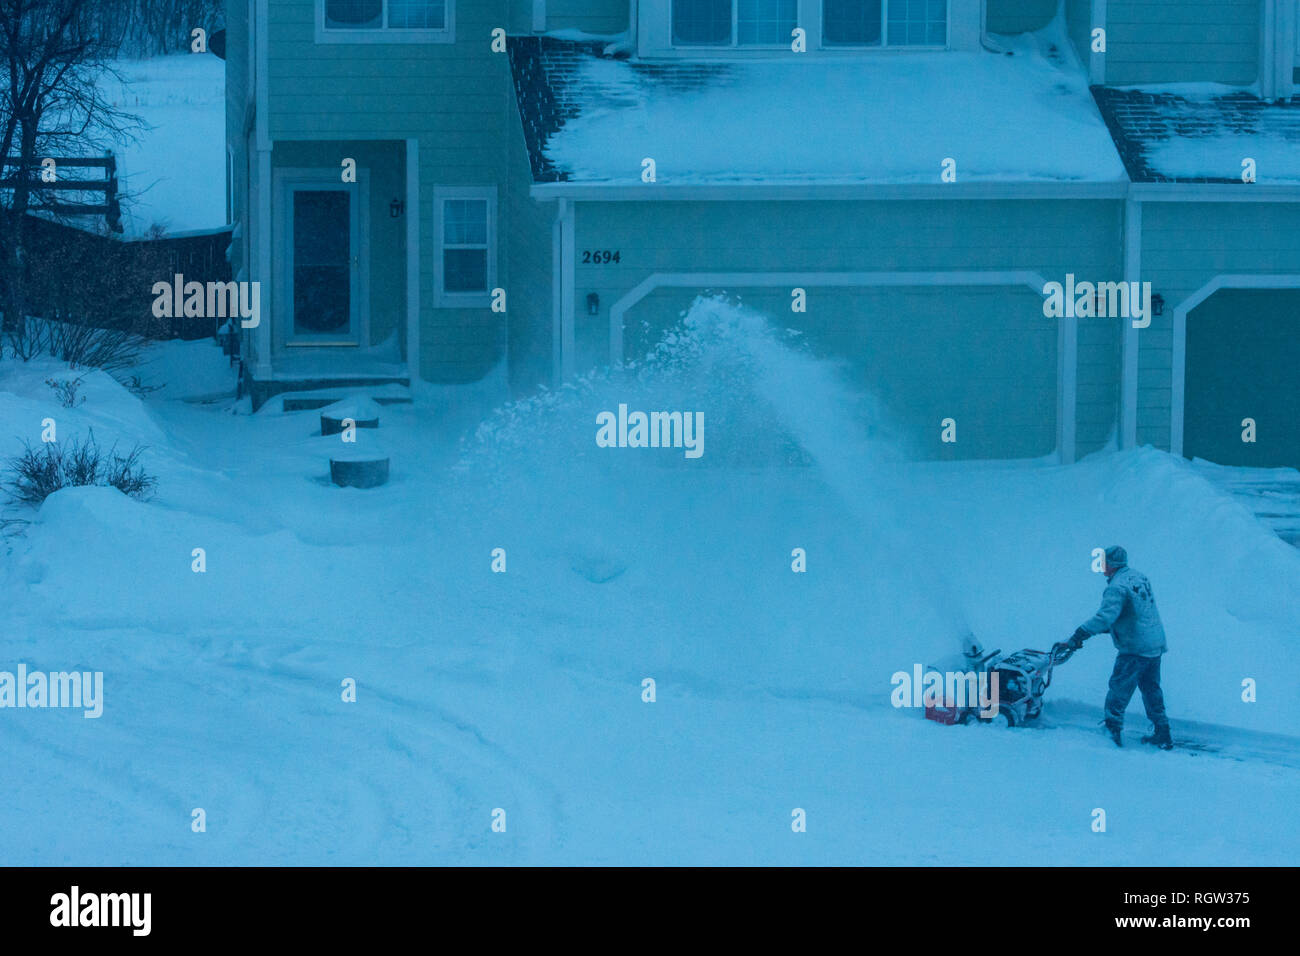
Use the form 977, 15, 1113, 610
668, 1, 946, 50
886, 0, 945, 46
434, 188, 496, 307
823, 0, 880, 45
826, 1, 945, 47
672, 0, 798, 47
319, 0, 453, 42
739, 0, 799, 45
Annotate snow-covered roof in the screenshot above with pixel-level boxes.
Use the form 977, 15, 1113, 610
1093, 85, 1300, 184
507, 33, 1126, 187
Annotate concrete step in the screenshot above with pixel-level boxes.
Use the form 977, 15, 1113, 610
273, 381, 412, 413
284, 394, 412, 412
1193, 460, 1300, 548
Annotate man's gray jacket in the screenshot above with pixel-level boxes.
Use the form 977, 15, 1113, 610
1080, 566, 1168, 657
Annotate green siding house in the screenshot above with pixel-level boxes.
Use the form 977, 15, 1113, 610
225, 0, 1300, 468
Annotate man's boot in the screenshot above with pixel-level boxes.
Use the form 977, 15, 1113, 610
1104, 720, 1123, 747
1141, 724, 1173, 750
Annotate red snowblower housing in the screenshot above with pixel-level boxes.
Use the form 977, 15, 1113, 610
924, 642, 1076, 727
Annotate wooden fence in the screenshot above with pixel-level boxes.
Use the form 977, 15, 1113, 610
3, 215, 233, 341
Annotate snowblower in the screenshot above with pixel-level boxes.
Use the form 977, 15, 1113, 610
924, 640, 1077, 727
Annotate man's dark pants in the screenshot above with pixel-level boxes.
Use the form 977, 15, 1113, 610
1104, 653, 1169, 731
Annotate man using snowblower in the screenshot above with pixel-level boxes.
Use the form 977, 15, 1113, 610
1067, 546, 1172, 750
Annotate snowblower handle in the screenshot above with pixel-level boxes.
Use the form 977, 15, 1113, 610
1049, 641, 1076, 666
1033, 641, 1077, 696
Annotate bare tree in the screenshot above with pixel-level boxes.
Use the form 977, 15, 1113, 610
111, 0, 221, 56
0, 0, 136, 349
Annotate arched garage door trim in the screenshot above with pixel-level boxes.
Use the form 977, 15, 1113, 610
1171, 274, 1300, 458
606, 271, 1072, 462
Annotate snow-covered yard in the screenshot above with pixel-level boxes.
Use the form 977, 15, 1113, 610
2, 300, 1298, 865
102, 54, 226, 237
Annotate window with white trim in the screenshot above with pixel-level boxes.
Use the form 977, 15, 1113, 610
434, 187, 496, 307
883, 0, 946, 46
823, 0, 947, 47
673, 0, 798, 47
823, 0, 879, 45
319, 0, 453, 42
669, 0, 946, 49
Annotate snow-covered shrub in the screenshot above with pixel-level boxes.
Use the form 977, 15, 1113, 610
45, 376, 86, 408
43, 318, 143, 373
3, 431, 156, 504
7, 317, 144, 373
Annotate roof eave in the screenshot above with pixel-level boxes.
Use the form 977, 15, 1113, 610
1128, 182, 1300, 201
528, 181, 1132, 201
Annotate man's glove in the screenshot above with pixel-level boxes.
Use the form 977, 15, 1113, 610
1067, 627, 1089, 650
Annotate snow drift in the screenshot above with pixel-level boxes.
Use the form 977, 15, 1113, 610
1, 298, 1298, 864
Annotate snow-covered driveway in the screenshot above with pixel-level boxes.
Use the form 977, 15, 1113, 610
3, 321, 1298, 865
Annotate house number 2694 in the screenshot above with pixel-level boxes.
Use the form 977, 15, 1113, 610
582, 250, 621, 264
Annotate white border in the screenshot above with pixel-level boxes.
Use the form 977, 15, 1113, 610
226, 145, 236, 224
1120, 196, 1140, 448
530, 182, 1130, 201
551, 199, 564, 382
560, 198, 576, 379
604, 269, 1076, 462
406, 139, 421, 382
1131, 184, 1300, 201
1090, 0, 1106, 85
253, 0, 273, 379
1260, 0, 1296, 100
1169, 273, 1300, 457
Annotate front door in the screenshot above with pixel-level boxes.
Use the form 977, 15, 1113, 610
277, 173, 365, 348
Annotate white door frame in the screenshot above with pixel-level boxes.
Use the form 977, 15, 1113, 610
605, 270, 1075, 462
405, 140, 420, 383
273, 167, 370, 352
1170, 273, 1300, 457
1261, 0, 1298, 100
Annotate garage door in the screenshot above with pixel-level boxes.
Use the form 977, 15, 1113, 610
1184, 289, 1300, 468
624, 283, 1058, 460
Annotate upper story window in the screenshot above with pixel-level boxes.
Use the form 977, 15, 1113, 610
672, 0, 798, 46
667, 0, 946, 50
884, 0, 946, 46
318, 0, 454, 43
823, 0, 879, 45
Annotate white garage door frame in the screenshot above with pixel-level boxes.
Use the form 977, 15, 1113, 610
1170, 273, 1300, 458
606, 271, 1074, 463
